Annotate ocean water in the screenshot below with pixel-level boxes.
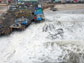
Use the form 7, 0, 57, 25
0, 9, 84, 63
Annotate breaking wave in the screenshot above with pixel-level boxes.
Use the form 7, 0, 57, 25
0, 10, 84, 63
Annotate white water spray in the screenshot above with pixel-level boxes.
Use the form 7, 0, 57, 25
0, 9, 84, 63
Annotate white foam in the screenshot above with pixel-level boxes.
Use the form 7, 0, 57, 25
0, 9, 84, 63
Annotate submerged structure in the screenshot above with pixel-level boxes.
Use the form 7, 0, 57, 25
0, 0, 45, 36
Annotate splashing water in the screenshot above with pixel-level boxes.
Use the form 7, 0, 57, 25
0, 9, 84, 63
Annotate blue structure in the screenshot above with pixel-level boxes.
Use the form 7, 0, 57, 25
34, 8, 43, 15
34, 5, 44, 21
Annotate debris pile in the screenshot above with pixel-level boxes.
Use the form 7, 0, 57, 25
0, 3, 45, 36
